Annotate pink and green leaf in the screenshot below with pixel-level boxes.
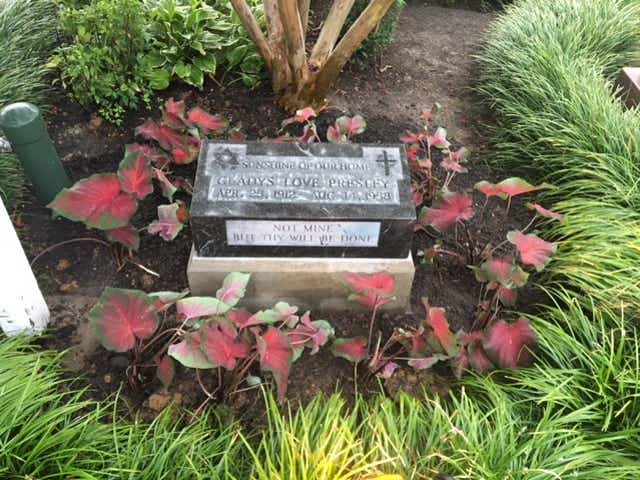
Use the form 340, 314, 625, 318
281, 107, 316, 127
48, 174, 137, 230
187, 107, 227, 133
287, 312, 334, 354
227, 308, 253, 329
507, 231, 557, 271
427, 127, 450, 149
256, 327, 292, 402
148, 203, 185, 241
162, 98, 186, 128
216, 272, 251, 307
202, 322, 250, 370
331, 337, 368, 363
105, 225, 140, 251
484, 318, 537, 368
467, 341, 493, 373
419, 192, 474, 231
424, 301, 458, 356
245, 302, 299, 328
117, 148, 153, 200
153, 168, 178, 202
89, 288, 158, 352
168, 332, 214, 369
408, 354, 447, 370
327, 125, 345, 144
526, 202, 564, 221
176, 296, 230, 320
156, 355, 175, 388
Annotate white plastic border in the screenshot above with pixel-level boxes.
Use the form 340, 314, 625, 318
0, 197, 49, 335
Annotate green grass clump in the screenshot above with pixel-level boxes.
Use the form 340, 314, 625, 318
477, 0, 640, 314
0, 0, 58, 207
0, 337, 243, 479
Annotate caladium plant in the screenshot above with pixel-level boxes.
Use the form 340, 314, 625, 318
89, 272, 334, 403
276, 107, 367, 144
48, 98, 228, 253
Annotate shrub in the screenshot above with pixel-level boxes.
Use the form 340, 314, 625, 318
51, 0, 152, 124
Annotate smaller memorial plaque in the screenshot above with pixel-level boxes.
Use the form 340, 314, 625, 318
190, 141, 416, 258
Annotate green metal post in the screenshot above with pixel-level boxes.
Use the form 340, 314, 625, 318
0, 102, 70, 204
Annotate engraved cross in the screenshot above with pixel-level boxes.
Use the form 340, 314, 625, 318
376, 150, 396, 176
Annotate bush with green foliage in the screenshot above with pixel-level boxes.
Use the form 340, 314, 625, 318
51, 0, 151, 124
142, 0, 264, 89
0, 0, 58, 207
347, 0, 405, 61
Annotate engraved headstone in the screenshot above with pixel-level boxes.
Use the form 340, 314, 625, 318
190, 141, 416, 258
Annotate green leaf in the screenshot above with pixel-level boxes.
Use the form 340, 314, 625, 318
174, 62, 191, 80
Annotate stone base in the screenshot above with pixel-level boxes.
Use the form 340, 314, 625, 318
617, 67, 640, 108
187, 247, 415, 313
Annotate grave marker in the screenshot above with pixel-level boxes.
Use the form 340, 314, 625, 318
188, 141, 417, 311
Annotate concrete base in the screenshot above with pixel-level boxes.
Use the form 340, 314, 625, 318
187, 247, 415, 313
617, 67, 640, 108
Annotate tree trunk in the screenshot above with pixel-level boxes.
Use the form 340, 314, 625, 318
231, 0, 395, 112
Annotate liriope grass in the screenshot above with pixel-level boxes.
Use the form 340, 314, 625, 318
0, 337, 244, 479
477, 0, 640, 313
0, 0, 58, 207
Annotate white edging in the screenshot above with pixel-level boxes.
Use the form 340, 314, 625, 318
0, 197, 49, 335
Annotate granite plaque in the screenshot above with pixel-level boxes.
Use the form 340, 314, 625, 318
190, 141, 416, 258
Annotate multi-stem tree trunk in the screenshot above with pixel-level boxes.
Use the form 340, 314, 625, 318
230, 0, 395, 112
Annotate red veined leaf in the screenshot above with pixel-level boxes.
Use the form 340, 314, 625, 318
467, 341, 493, 373
227, 308, 253, 329
484, 318, 537, 368
526, 202, 564, 221
413, 191, 424, 206
440, 155, 468, 173
105, 225, 140, 251
495, 178, 554, 198
423, 300, 458, 356
245, 302, 299, 328
408, 354, 447, 370
420, 192, 474, 231
149, 290, 188, 312
148, 203, 185, 241
410, 326, 428, 356
331, 337, 368, 363
171, 144, 199, 165
287, 312, 334, 355
216, 272, 251, 307
326, 125, 345, 144
427, 127, 450, 149
168, 332, 214, 369
135, 120, 185, 150
256, 327, 293, 402
471, 256, 529, 288
162, 98, 186, 128
378, 361, 400, 379
344, 272, 396, 309
406, 145, 420, 164
89, 288, 158, 352
496, 284, 518, 306
128, 143, 172, 167
507, 230, 557, 271
117, 148, 153, 200
156, 355, 175, 388
399, 131, 425, 144
153, 168, 177, 202
336, 115, 367, 136
281, 107, 316, 127
176, 296, 230, 320
475, 180, 505, 199
455, 348, 469, 379
48, 174, 137, 230
187, 107, 227, 133
460, 330, 484, 346
202, 322, 250, 370
451, 147, 469, 162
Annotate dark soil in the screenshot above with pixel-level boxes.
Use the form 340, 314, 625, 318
14, 5, 541, 419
